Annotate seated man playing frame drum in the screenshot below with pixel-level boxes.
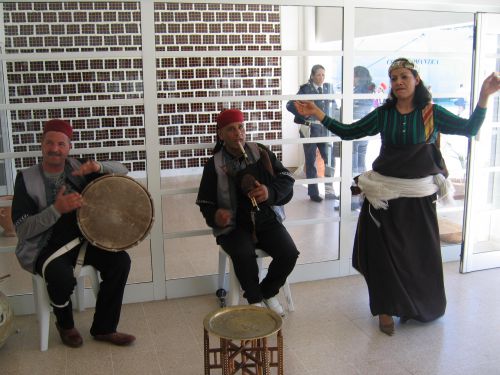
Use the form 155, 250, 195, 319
196, 109, 299, 316
12, 119, 135, 348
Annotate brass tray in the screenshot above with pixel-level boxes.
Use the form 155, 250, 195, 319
204, 306, 282, 340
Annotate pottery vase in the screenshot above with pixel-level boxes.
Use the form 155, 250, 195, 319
0, 288, 13, 348
0, 196, 15, 237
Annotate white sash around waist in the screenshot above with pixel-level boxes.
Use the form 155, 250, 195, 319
357, 170, 454, 210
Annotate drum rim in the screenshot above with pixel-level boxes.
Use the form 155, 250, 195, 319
77, 174, 154, 251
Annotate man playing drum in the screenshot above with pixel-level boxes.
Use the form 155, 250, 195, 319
12, 119, 135, 348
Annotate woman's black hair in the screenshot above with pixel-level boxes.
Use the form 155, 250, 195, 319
309, 64, 325, 83
354, 66, 376, 92
381, 68, 432, 110
213, 136, 224, 153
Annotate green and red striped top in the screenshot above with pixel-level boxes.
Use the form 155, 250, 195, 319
321, 104, 486, 145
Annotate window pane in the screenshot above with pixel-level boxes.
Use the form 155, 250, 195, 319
354, 8, 475, 241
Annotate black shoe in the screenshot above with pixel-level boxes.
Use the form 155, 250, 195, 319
310, 195, 323, 202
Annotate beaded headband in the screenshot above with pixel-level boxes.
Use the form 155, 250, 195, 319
388, 58, 419, 76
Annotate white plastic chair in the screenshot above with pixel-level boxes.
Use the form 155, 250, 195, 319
217, 246, 294, 311
32, 265, 100, 351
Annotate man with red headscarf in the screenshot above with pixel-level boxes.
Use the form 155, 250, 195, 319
196, 109, 299, 316
12, 119, 135, 348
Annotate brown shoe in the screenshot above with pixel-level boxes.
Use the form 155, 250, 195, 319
55, 323, 83, 348
93, 332, 136, 346
378, 314, 395, 336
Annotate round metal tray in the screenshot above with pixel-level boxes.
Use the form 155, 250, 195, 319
204, 306, 282, 340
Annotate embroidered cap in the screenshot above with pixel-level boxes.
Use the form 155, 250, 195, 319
216, 109, 244, 129
388, 58, 419, 76
43, 119, 73, 139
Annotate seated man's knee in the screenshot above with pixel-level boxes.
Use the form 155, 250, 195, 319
230, 251, 257, 265
44, 265, 77, 298
114, 251, 131, 272
45, 261, 75, 283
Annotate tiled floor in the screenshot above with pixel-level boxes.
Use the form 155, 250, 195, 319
1, 261, 499, 375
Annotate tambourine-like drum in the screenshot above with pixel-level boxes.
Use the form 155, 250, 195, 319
77, 175, 154, 252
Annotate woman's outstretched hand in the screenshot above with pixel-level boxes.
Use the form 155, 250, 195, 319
478, 72, 500, 108
293, 101, 326, 122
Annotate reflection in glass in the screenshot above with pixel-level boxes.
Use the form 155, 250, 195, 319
165, 236, 219, 280
354, 9, 473, 53
286, 64, 340, 202
127, 240, 153, 283
353, 8, 474, 235
287, 222, 340, 264
282, 56, 343, 96
163, 189, 206, 234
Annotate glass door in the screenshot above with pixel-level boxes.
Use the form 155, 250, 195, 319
461, 13, 500, 272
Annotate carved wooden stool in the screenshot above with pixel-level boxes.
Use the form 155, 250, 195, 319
204, 306, 284, 375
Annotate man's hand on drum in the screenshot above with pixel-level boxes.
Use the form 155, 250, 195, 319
72, 160, 101, 176
53, 186, 83, 214
248, 181, 268, 204
215, 208, 232, 228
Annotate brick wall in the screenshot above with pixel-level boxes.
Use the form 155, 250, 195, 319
2, 1, 282, 173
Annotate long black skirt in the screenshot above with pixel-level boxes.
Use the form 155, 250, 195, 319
352, 194, 446, 322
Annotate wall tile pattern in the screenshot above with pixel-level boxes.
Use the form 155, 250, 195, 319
2, 2, 282, 172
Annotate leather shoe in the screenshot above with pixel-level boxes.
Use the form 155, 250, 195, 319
309, 195, 323, 202
56, 323, 83, 348
93, 332, 136, 346
378, 314, 394, 336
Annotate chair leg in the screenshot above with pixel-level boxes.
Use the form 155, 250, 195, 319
32, 275, 50, 351
282, 280, 295, 312
75, 275, 85, 312
227, 259, 240, 306
216, 249, 229, 306
217, 250, 227, 291
87, 267, 101, 298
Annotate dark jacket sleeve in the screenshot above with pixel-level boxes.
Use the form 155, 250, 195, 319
286, 84, 309, 124
195, 158, 219, 228
260, 145, 295, 206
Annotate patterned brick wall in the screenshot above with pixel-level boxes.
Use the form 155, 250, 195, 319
2, 1, 283, 173
155, 2, 282, 170
3, 1, 146, 171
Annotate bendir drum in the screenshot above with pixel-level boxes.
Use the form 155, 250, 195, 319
77, 175, 154, 251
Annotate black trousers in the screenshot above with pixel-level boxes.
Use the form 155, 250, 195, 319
218, 221, 299, 304
35, 243, 131, 335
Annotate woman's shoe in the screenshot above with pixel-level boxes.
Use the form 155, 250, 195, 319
378, 314, 394, 336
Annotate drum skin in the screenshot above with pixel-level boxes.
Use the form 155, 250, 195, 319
0, 290, 13, 349
77, 175, 154, 251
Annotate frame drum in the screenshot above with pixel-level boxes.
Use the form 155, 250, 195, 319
77, 175, 154, 251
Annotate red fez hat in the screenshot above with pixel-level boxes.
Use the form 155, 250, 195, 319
43, 119, 73, 139
216, 109, 244, 129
